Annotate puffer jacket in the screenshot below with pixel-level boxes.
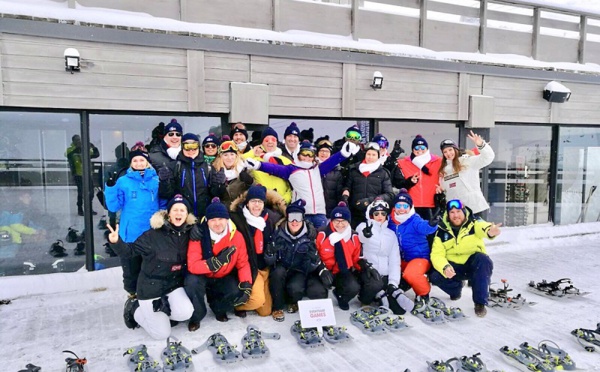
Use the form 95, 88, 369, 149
322, 165, 344, 216
440, 143, 495, 214
316, 223, 361, 275
110, 211, 196, 300
388, 209, 437, 262
149, 141, 179, 209
266, 221, 320, 275
357, 218, 401, 286
105, 167, 159, 243
344, 164, 394, 222
167, 154, 212, 219
242, 150, 293, 203
398, 154, 442, 208
431, 206, 495, 276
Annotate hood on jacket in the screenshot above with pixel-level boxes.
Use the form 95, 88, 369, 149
440, 205, 475, 231
150, 210, 197, 230
230, 188, 287, 217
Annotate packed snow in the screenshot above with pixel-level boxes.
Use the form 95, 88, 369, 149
1, 222, 600, 371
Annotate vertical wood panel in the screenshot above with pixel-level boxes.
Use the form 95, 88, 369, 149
187, 50, 205, 111
342, 63, 356, 117
458, 73, 470, 121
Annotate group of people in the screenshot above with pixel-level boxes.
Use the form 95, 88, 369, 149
104, 119, 501, 340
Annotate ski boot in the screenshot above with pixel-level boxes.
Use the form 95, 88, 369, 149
49, 240, 68, 257
411, 297, 446, 325
123, 295, 140, 329
240, 325, 281, 358
571, 323, 600, 352
350, 308, 387, 335
499, 345, 554, 372
322, 325, 353, 344
18, 364, 41, 372
192, 333, 242, 364
161, 336, 193, 370
427, 358, 456, 371
290, 320, 325, 348
123, 345, 162, 371
63, 350, 87, 372
429, 297, 466, 321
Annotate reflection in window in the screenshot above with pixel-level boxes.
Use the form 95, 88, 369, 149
378, 121, 459, 154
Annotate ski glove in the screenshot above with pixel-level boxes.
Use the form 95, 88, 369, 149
158, 164, 172, 181
434, 192, 447, 211
106, 171, 118, 187
429, 207, 442, 227
206, 246, 236, 272
233, 281, 252, 307
152, 296, 171, 316
245, 158, 261, 170
340, 141, 360, 158
317, 264, 334, 289
211, 168, 226, 186
189, 224, 203, 241
362, 221, 373, 239
358, 258, 382, 282
355, 198, 372, 212
390, 139, 405, 159
239, 169, 254, 186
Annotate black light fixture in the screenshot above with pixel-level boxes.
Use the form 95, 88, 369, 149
543, 81, 571, 103
370, 71, 383, 90
64, 48, 80, 73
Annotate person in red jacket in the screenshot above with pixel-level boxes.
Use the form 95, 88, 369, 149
316, 202, 363, 310
184, 198, 252, 330
398, 135, 443, 220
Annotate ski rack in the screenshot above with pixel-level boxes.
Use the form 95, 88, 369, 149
571, 323, 600, 352
488, 279, 536, 310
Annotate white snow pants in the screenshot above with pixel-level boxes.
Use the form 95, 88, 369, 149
134, 287, 194, 340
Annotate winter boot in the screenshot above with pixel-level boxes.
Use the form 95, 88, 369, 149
124, 297, 140, 329
49, 240, 68, 257
66, 227, 81, 243
74, 242, 85, 256
97, 216, 108, 230
474, 303, 487, 317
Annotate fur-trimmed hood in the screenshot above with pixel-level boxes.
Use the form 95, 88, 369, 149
229, 188, 287, 216
150, 210, 197, 230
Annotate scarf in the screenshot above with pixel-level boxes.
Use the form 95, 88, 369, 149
411, 150, 432, 169
262, 147, 283, 162
166, 146, 181, 160
358, 160, 381, 176
325, 224, 352, 273
204, 155, 216, 164
295, 160, 315, 169
243, 206, 266, 231
393, 207, 415, 225
224, 162, 245, 181
328, 224, 352, 245
209, 225, 227, 245
237, 141, 248, 151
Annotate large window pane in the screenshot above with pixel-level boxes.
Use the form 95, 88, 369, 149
556, 127, 600, 225
269, 118, 368, 143
378, 121, 459, 153
487, 125, 551, 226
0, 111, 81, 276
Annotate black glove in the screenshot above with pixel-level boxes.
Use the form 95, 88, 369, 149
434, 192, 447, 210
265, 241, 280, 257
189, 224, 203, 241
429, 208, 442, 227
362, 221, 373, 239
358, 258, 381, 281
239, 169, 254, 186
152, 296, 171, 316
318, 264, 334, 289
206, 246, 236, 272
158, 164, 172, 182
233, 281, 252, 307
341, 194, 349, 203
106, 171, 118, 187
386, 283, 399, 297
390, 139, 404, 159
211, 168, 226, 186
355, 198, 371, 212
421, 165, 430, 176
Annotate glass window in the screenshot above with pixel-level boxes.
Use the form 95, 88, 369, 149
556, 127, 600, 225
268, 118, 369, 144
0, 111, 81, 276
487, 125, 551, 226
378, 121, 459, 154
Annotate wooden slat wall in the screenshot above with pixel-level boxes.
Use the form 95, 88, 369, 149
203, 52, 249, 113
278, 0, 351, 36
250, 56, 343, 117
183, 0, 273, 30
552, 82, 600, 124
0, 34, 188, 110
354, 66, 459, 120
538, 35, 579, 63
424, 20, 479, 53
483, 76, 550, 123
76, 0, 180, 20
357, 10, 420, 46
486, 28, 533, 56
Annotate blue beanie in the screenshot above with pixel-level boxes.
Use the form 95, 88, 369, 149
165, 119, 182, 134
299, 140, 316, 153
202, 133, 221, 147
182, 133, 199, 143
284, 122, 300, 138
331, 201, 351, 222
394, 188, 413, 208
167, 194, 191, 213
245, 185, 267, 204
261, 127, 279, 142
286, 199, 306, 216
412, 135, 428, 150
205, 197, 229, 220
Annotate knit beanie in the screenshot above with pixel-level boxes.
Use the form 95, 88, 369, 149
230, 124, 248, 140
331, 201, 351, 222
284, 122, 300, 139
286, 199, 306, 216
128, 142, 149, 162
315, 135, 333, 152
205, 197, 229, 220
411, 135, 428, 150
440, 139, 459, 151
300, 128, 315, 143
203, 133, 221, 147
165, 119, 182, 134
261, 127, 279, 142
182, 133, 199, 143
245, 185, 267, 204
167, 194, 191, 213
394, 188, 413, 208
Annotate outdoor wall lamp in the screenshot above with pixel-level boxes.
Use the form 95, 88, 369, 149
64, 48, 80, 73
371, 71, 383, 90
543, 81, 571, 103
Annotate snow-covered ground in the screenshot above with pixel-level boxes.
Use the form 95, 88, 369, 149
2, 222, 600, 371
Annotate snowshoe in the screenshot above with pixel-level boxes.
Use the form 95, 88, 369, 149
571, 324, 600, 352
381, 315, 409, 331
322, 325, 353, 344
124, 345, 162, 371
66, 227, 82, 243
527, 278, 590, 299
18, 364, 41, 372
74, 241, 85, 256
192, 333, 242, 364
488, 279, 536, 310
161, 336, 193, 370
63, 350, 87, 372
240, 325, 281, 358
350, 308, 387, 335
429, 297, 466, 321
427, 358, 456, 371
457, 353, 496, 371
290, 320, 325, 348
499, 345, 554, 372
411, 297, 446, 325
49, 240, 68, 257
0, 299, 11, 305
520, 341, 577, 371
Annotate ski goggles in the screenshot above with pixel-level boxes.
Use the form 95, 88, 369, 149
167, 132, 182, 137
447, 199, 464, 211
345, 131, 362, 142
287, 213, 304, 223
299, 150, 316, 158
394, 202, 411, 210
316, 139, 333, 149
365, 142, 381, 152
219, 141, 238, 154
182, 142, 200, 151
413, 145, 427, 151
376, 138, 389, 149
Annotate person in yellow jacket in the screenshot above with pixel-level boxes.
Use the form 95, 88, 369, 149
429, 199, 501, 318
242, 127, 292, 203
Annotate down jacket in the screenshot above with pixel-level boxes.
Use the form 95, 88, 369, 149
110, 211, 196, 300
398, 154, 442, 208
357, 218, 401, 286
266, 221, 321, 275
344, 164, 394, 222
316, 223, 361, 275
388, 209, 437, 262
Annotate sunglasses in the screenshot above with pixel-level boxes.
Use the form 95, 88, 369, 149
332, 219, 349, 225
299, 151, 315, 158
204, 143, 218, 149
373, 211, 387, 217
345, 131, 362, 141
395, 203, 410, 210
167, 132, 182, 137
413, 145, 427, 151
447, 199, 464, 211
219, 141, 238, 153
182, 142, 200, 151
263, 136, 278, 143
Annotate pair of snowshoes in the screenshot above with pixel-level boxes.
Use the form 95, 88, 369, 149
240, 325, 280, 358
192, 333, 241, 364
64, 350, 87, 372
18, 364, 41, 372
290, 320, 325, 348
499, 346, 554, 372
500, 340, 577, 372
527, 278, 590, 298
572, 323, 600, 352
123, 345, 162, 371
411, 297, 448, 325
350, 306, 408, 335
488, 279, 536, 310
428, 297, 466, 321
322, 325, 353, 344
162, 336, 193, 370
428, 353, 500, 372
49, 240, 68, 257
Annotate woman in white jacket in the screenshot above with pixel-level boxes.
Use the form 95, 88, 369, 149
438, 131, 495, 217
356, 199, 413, 315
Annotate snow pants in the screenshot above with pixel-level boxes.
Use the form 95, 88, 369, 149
428, 253, 493, 305
356, 268, 385, 305
236, 268, 272, 316
401, 258, 431, 297
184, 272, 239, 322
134, 287, 193, 340
269, 266, 327, 311
333, 271, 360, 307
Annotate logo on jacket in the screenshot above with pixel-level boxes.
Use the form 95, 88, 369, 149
171, 264, 182, 272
